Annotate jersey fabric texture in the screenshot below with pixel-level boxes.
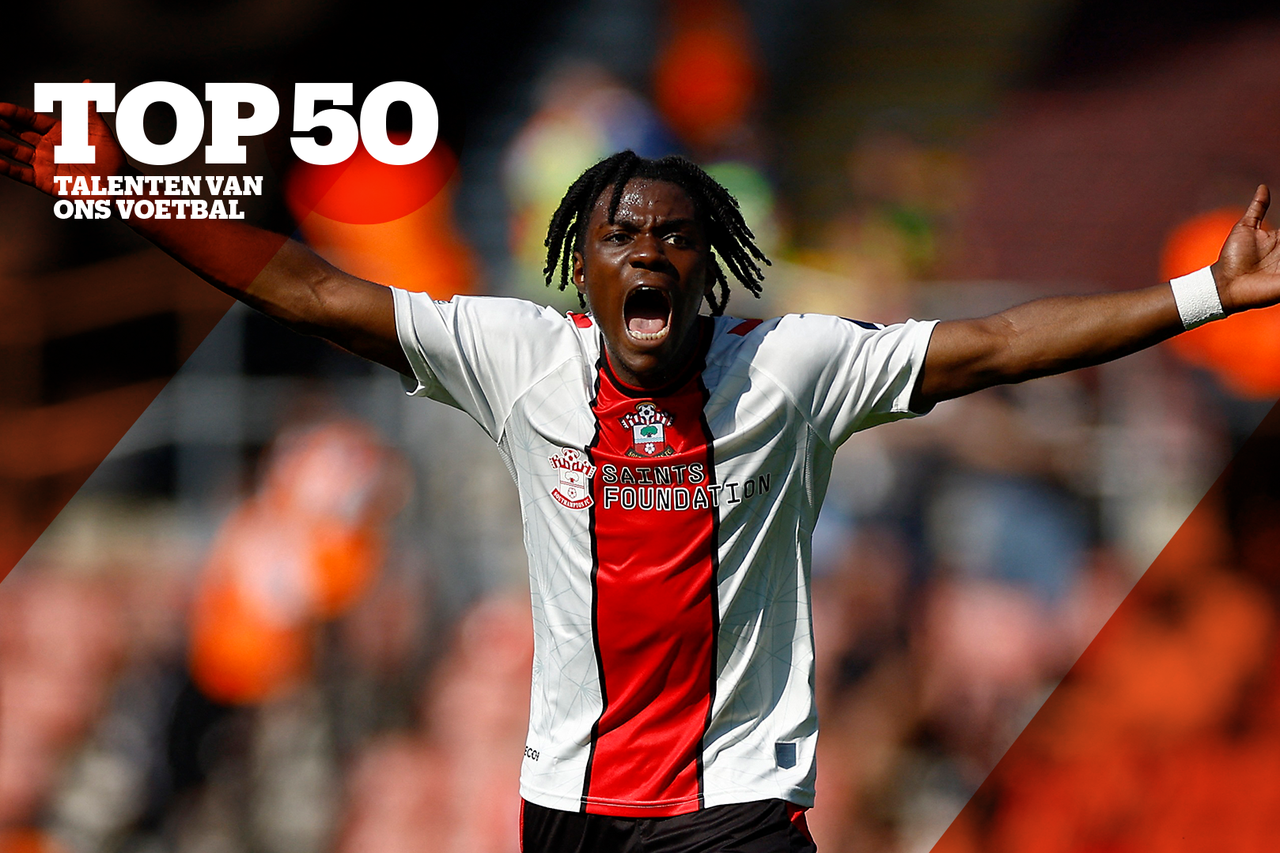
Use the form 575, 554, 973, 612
393, 289, 937, 818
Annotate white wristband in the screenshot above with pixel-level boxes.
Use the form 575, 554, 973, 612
1170, 266, 1225, 330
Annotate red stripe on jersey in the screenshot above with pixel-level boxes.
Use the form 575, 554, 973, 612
729, 318, 762, 336
582, 339, 718, 817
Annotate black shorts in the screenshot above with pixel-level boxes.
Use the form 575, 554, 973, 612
520, 799, 817, 853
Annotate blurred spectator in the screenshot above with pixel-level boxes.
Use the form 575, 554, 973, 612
338, 596, 531, 853
189, 420, 408, 706
503, 63, 677, 306
0, 576, 125, 828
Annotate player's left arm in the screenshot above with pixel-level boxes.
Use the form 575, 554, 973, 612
912, 185, 1280, 410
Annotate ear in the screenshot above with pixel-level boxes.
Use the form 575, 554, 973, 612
572, 251, 586, 293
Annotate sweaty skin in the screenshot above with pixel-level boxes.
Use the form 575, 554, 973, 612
572, 179, 712, 389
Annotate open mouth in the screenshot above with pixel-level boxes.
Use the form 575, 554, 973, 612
624, 287, 672, 342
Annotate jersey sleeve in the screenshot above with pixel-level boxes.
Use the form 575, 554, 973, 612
392, 288, 572, 440
751, 313, 938, 448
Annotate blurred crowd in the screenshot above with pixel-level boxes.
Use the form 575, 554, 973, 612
4, 0, 1280, 851
937, 437, 1280, 853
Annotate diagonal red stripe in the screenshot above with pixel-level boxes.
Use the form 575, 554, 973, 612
933, 401, 1280, 852
0, 151, 361, 586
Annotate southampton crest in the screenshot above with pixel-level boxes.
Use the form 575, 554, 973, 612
548, 448, 596, 510
620, 402, 675, 458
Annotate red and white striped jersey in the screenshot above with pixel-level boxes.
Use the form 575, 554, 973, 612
393, 290, 937, 817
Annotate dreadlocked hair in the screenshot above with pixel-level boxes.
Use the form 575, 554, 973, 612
543, 151, 770, 315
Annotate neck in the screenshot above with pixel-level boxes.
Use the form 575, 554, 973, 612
603, 321, 704, 391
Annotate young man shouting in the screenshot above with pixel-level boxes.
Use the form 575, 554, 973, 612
3, 103, 1279, 852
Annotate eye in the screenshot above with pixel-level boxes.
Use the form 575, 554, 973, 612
604, 231, 630, 244
666, 232, 693, 248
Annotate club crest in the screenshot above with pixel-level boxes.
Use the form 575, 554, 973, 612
548, 448, 596, 509
620, 402, 675, 458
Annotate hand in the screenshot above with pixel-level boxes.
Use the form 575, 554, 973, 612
0, 93, 126, 197
1212, 185, 1280, 313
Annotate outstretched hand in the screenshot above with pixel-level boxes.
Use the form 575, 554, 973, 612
1213, 185, 1280, 314
0, 97, 126, 197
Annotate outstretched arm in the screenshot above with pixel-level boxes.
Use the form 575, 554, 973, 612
0, 98, 411, 375
913, 186, 1280, 410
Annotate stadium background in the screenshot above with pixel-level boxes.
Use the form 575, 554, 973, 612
2, 0, 1280, 850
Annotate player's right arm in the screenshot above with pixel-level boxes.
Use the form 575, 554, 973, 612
0, 99, 411, 376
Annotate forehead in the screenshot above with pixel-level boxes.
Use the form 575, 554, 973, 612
588, 178, 699, 227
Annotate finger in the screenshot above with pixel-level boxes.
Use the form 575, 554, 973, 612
0, 136, 34, 164
1241, 184, 1270, 229
0, 117, 42, 148
0, 103, 56, 135
0, 157, 35, 185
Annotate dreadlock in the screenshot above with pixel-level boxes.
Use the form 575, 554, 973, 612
543, 151, 770, 315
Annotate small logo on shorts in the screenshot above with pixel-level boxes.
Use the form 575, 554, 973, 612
548, 449, 595, 510
620, 402, 675, 457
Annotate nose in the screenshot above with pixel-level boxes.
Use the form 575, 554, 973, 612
629, 233, 672, 270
